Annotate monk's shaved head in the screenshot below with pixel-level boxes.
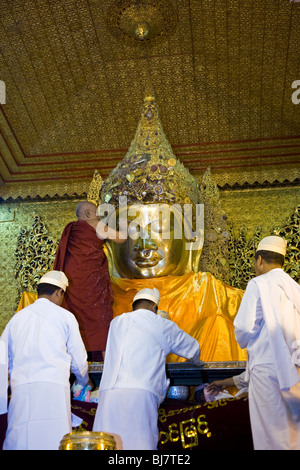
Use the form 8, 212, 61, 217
76, 201, 98, 220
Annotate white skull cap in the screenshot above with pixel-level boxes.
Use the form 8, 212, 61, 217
38, 270, 69, 292
256, 236, 287, 256
133, 287, 160, 306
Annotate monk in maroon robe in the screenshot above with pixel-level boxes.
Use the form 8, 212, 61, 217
54, 201, 125, 361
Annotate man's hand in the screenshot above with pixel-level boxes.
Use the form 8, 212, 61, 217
193, 358, 205, 367
236, 392, 248, 401
87, 376, 96, 391
205, 378, 234, 396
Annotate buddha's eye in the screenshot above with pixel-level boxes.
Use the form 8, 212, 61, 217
149, 215, 175, 240
150, 220, 163, 234
128, 221, 141, 239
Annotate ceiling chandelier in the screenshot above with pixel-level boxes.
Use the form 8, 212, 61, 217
106, 0, 178, 46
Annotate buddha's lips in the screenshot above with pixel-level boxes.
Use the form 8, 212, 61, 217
134, 251, 162, 267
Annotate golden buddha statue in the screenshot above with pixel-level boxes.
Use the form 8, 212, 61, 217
99, 81, 247, 363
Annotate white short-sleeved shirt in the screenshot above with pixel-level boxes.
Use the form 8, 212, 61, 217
4, 298, 88, 390
234, 280, 274, 371
100, 308, 200, 403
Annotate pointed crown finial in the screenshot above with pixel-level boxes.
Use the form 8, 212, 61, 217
100, 81, 200, 208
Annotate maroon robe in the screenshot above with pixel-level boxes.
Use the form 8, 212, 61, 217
54, 220, 113, 353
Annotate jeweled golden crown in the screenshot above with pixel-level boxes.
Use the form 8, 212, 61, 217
100, 80, 200, 207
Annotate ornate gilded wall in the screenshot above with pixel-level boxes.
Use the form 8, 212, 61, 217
0, 198, 80, 331
0, 184, 299, 334
222, 186, 300, 288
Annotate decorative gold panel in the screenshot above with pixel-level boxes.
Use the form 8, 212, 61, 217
228, 204, 300, 289
14, 213, 58, 301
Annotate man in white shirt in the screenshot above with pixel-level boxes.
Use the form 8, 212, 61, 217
92, 287, 201, 450
234, 236, 300, 450
0, 270, 90, 450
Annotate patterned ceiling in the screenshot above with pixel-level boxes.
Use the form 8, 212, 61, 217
0, 0, 299, 199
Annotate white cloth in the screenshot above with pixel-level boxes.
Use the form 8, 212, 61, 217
197, 371, 249, 402
0, 298, 89, 450
93, 308, 200, 449
248, 364, 300, 450
3, 382, 72, 450
94, 389, 159, 450
234, 268, 300, 450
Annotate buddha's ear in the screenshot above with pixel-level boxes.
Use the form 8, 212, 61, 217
182, 203, 204, 274
177, 240, 203, 275
191, 241, 204, 273
103, 242, 119, 278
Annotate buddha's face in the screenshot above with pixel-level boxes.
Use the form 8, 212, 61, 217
108, 204, 201, 279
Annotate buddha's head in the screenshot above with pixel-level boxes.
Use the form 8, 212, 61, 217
99, 81, 204, 279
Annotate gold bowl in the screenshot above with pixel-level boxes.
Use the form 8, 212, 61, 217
59, 431, 117, 450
